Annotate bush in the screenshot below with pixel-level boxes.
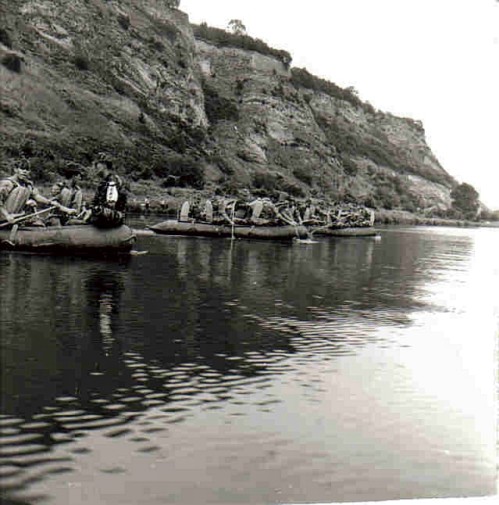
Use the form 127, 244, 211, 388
0, 28, 13, 48
165, 0, 180, 9
340, 155, 359, 176
316, 116, 397, 172
202, 82, 239, 123
253, 172, 278, 192
73, 53, 90, 71
292, 166, 313, 185
148, 37, 165, 53
291, 67, 375, 114
193, 23, 292, 68
157, 155, 205, 189
117, 14, 130, 31
451, 182, 479, 219
111, 77, 126, 95
207, 154, 234, 175
281, 180, 305, 197
2, 53, 22, 72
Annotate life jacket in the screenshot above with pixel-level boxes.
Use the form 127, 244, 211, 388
260, 200, 276, 220
106, 182, 119, 205
249, 199, 264, 220
203, 200, 213, 223
58, 187, 73, 208
71, 189, 83, 213
4, 183, 31, 214
179, 201, 190, 221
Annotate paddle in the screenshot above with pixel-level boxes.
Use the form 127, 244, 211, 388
0, 205, 57, 229
230, 201, 236, 240
274, 206, 310, 239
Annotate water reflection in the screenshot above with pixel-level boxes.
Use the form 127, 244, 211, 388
0, 234, 446, 432
0, 227, 497, 504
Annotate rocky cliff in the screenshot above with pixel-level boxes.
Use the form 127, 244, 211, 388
0, 0, 456, 211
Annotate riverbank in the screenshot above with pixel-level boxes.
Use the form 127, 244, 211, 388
373, 209, 477, 227
40, 182, 483, 228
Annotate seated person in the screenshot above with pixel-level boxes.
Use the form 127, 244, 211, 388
0, 165, 75, 226
90, 170, 127, 228
45, 181, 80, 226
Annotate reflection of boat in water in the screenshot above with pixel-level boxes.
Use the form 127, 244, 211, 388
312, 226, 378, 237
0, 224, 136, 254
148, 219, 308, 240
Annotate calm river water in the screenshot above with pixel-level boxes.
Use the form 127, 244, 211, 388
0, 224, 498, 504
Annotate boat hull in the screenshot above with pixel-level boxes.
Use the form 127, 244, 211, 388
312, 226, 378, 237
0, 224, 136, 254
149, 220, 308, 240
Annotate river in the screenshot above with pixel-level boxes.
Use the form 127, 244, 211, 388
0, 224, 497, 504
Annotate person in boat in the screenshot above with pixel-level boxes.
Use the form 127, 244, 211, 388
212, 196, 236, 225
0, 164, 74, 226
89, 158, 128, 228
297, 198, 319, 225
246, 196, 280, 225
185, 194, 203, 222
231, 189, 254, 224
44, 181, 81, 226
45, 164, 87, 226
62, 163, 85, 217
199, 199, 214, 223
274, 197, 299, 226
315, 201, 333, 226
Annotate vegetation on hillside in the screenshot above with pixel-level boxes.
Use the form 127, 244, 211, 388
291, 68, 375, 114
1, 9, 482, 219
450, 182, 480, 219
192, 23, 292, 68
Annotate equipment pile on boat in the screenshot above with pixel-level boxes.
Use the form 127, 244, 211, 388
149, 194, 376, 240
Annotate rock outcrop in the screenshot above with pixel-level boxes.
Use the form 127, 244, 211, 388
0, 0, 456, 211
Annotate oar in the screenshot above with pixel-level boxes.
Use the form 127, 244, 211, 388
230, 201, 236, 240
275, 209, 308, 239
309, 223, 330, 236
0, 206, 57, 229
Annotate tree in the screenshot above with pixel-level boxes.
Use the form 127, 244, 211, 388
450, 182, 480, 219
165, 0, 180, 9
227, 19, 247, 36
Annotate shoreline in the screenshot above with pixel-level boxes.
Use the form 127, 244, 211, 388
36, 183, 487, 228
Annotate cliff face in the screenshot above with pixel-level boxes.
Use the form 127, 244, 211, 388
0, 0, 455, 211
196, 39, 454, 210
0, 0, 208, 184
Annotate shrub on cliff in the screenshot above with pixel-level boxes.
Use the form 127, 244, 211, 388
117, 14, 130, 31
293, 166, 313, 185
0, 28, 13, 48
165, 0, 181, 8
202, 82, 239, 123
291, 68, 375, 114
451, 182, 479, 219
193, 23, 292, 68
73, 53, 90, 71
2, 53, 22, 72
253, 172, 278, 192
158, 154, 205, 189
369, 171, 419, 211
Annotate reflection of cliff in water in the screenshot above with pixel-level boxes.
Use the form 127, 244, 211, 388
0, 232, 462, 419
0, 232, 473, 503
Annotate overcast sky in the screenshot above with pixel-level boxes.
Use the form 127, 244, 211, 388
181, 0, 499, 209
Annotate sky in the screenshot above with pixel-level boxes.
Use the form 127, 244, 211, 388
180, 0, 499, 210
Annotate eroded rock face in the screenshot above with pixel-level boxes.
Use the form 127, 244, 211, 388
196, 38, 455, 209
0, 0, 455, 210
1, 0, 207, 167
